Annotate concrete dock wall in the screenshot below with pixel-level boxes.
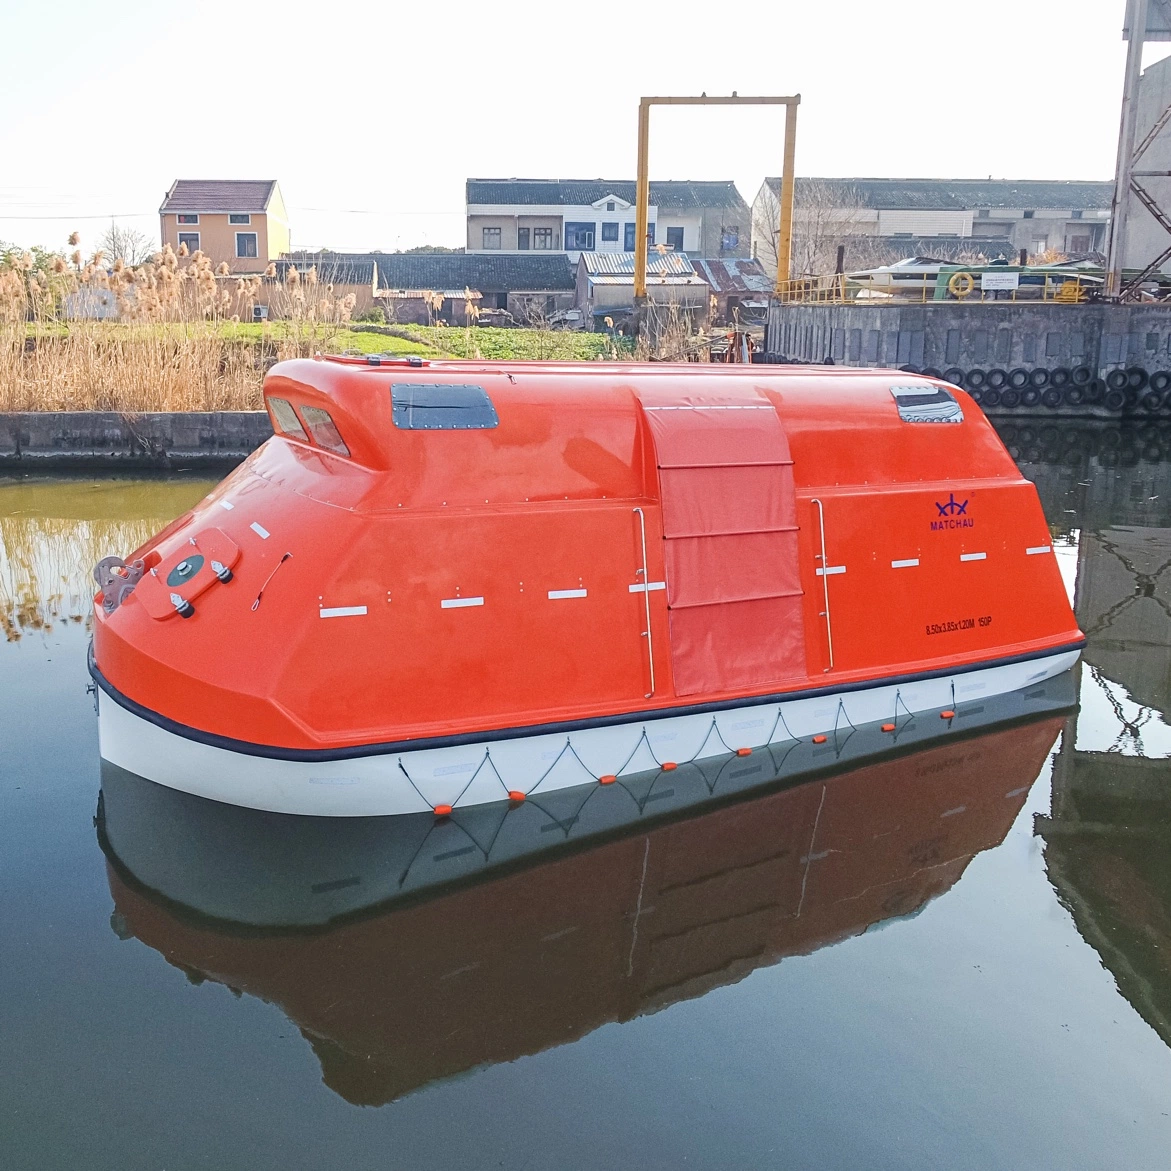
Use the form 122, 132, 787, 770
763, 302, 1171, 418
0, 412, 273, 470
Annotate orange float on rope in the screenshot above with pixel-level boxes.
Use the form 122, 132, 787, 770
433, 803, 453, 817
881, 722, 896, 732
736, 747, 752, 756
941, 709, 956, 719
598, 774, 617, 785
507, 790, 526, 802
812, 734, 828, 744
661, 761, 677, 771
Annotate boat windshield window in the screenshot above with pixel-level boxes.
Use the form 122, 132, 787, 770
300, 406, 351, 456
889, 384, 964, 424
391, 383, 499, 430
267, 397, 308, 441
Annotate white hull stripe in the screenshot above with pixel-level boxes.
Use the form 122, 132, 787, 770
816, 565, 846, 576
1026, 545, 1052, 555
628, 581, 666, 593
96, 647, 1081, 818
960, 552, 986, 562
319, 606, 367, 619
548, 589, 587, 600
891, 558, 919, 568
250, 522, 270, 539
218, 500, 234, 511
441, 596, 484, 609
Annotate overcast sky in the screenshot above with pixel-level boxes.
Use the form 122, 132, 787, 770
0, 0, 1160, 254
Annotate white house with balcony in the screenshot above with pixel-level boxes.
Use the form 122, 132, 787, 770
466, 179, 750, 263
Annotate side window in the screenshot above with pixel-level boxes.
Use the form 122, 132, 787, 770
889, 384, 964, 424
300, 405, 351, 455
391, 383, 499, 430
267, 396, 308, 441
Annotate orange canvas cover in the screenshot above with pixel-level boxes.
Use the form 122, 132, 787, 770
637, 389, 806, 695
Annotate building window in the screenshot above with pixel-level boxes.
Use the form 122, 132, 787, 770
178, 232, 200, 252
606, 201, 615, 211
236, 232, 258, 259
647, 222, 655, 245
482, 227, 501, 249
533, 227, 553, 250
977, 208, 990, 219
177, 214, 199, 225
601, 222, 619, 242
229, 213, 251, 225
1023, 209, 1035, 219
565, 222, 596, 251
1071, 209, 1083, 220
720, 225, 739, 251
518, 227, 530, 250
666, 226, 684, 251
624, 223, 636, 251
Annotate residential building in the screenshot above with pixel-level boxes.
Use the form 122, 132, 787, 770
279, 251, 575, 324
160, 180, 290, 273
751, 177, 1114, 278
575, 252, 710, 328
467, 179, 750, 263
271, 255, 380, 319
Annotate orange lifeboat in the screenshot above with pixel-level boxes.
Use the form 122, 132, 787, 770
89, 357, 1083, 816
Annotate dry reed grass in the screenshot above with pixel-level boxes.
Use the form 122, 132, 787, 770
0, 240, 358, 412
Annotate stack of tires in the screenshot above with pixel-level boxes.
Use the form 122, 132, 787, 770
996, 421, 1171, 467
911, 365, 1171, 416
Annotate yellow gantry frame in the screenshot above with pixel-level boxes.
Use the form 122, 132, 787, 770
634, 94, 801, 300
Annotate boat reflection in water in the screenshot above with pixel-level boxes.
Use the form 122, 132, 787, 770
100, 676, 1072, 1106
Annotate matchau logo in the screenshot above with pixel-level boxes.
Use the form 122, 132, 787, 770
932, 493, 973, 530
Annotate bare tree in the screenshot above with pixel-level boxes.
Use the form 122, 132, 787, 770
98, 221, 154, 266
753, 180, 891, 280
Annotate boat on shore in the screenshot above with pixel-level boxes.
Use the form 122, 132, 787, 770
89, 357, 1083, 817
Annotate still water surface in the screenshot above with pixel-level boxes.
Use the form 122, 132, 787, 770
2, 423, 1171, 1170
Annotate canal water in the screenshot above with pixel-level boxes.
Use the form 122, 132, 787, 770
2, 422, 1170, 1171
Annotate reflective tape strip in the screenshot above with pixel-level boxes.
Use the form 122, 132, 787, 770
441, 596, 484, 609
891, 558, 919, 569
319, 606, 367, 619
548, 589, 587, 599
815, 565, 846, 576
1026, 545, 1052, 555
641, 405, 774, 411
250, 522, 270, 539
628, 581, 666, 593
960, 552, 987, 562
219, 500, 234, 511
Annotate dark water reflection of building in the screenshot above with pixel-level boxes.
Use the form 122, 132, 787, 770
1008, 421, 1171, 1049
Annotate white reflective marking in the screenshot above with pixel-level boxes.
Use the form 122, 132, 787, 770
891, 558, 919, 569
308, 776, 359, 786
548, 588, 587, 600
641, 404, 773, 411
250, 522, 270, 539
960, 552, 986, 562
1026, 545, 1052, 555
218, 500, 234, 511
815, 565, 846, 576
319, 606, 367, 619
442, 596, 484, 609
629, 581, 666, 593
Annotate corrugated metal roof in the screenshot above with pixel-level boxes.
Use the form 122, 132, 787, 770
690, 257, 772, 294
161, 180, 278, 214
589, 274, 706, 286
282, 252, 575, 292
581, 251, 695, 276
763, 177, 1114, 210
275, 258, 376, 285
467, 178, 748, 213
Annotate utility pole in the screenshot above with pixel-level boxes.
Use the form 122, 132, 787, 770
632, 94, 801, 336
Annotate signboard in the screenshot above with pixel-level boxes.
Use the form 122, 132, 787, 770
981, 271, 1020, 291
1124, 0, 1171, 40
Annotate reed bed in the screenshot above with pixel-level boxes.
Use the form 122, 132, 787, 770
0, 241, 358, 412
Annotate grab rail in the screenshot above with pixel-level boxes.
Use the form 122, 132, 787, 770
811, 497, 834, 671
633, 507, 656, 698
